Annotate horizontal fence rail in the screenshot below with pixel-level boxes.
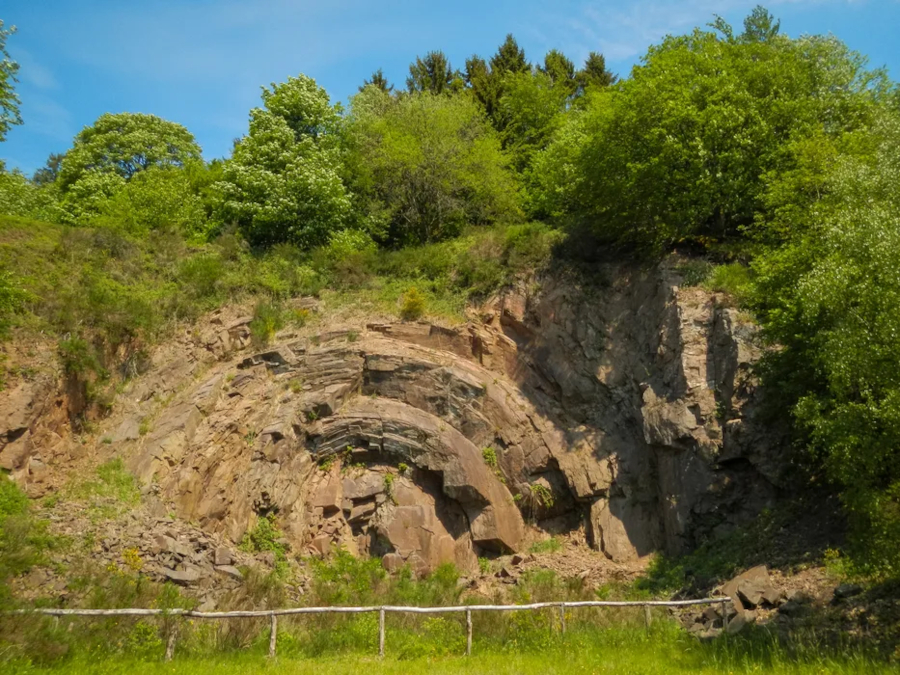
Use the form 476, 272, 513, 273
5, 597, 731, 660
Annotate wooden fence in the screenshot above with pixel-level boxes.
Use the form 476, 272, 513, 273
10, 598, 731, 661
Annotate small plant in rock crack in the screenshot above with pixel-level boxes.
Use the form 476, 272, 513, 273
240, 513, 289, 574
478, 557, 492, 575
306, 409, 319, 423
289, 378, 303, 393
398, 462, 409, 475
318, 455, 334, 472
383, 472, 396, 502
482, 446, 498, 468
244, 430, 257, 446
346, 330, 359, 342
529, 483, 555, 508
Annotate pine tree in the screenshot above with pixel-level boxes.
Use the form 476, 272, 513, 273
741, 5, 780, 42
540, 49, 577, 96
361, 68, 394, 93
465, 56, 497, 116
32, 153, 63, 186
407, 51, 460, 95
490, 34, 529, 76
576, 52, 616, 93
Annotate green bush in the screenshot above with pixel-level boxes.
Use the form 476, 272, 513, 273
400, 287, 426, 321
0, 476, 28, 517
249, 301, 285, 346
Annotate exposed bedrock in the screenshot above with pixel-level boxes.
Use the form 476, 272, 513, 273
89, 258, 786, 573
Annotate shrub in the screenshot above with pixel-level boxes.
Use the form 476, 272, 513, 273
400, 287, 426, 320
0, 270, 28, 337
241, 513, 287, 559
0, 476, 28, 517
249, 301, 285, 346
482, 447, 498, 468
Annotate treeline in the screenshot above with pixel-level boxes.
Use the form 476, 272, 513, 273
2, 7, 900, 576
0, 33, 613, 250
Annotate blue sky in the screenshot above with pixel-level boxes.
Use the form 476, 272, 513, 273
2, 0, 898, 175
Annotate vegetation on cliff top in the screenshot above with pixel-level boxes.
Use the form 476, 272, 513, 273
1, 3, 900, 594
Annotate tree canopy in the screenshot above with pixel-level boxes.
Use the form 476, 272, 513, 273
407, 51, 462, 95
213, 75, 350, 247
57, 113, 202, 189
0, 21, 21, 143
538, 17, 888, 250
345, 87, 519, 245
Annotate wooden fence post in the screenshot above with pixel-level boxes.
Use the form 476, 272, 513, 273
643, 604, 652, 629
559, 603, 566, 633
378, 608, 385, 658
268, 613, 277, 658
466, 609, 473, 656
164, 621, 177, 662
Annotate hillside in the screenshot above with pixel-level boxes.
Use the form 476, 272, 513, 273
2, 5, 900, 672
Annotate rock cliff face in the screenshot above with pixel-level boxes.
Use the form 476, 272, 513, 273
4, 259, 786, 573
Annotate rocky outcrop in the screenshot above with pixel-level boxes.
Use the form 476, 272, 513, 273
4, 258, 786, 574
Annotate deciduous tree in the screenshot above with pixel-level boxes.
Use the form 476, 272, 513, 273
214, 74, 350, 247
0, 20, 21, 143
58, 113, 201, 189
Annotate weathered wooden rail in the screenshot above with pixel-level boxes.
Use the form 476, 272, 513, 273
9, 597, 731, 660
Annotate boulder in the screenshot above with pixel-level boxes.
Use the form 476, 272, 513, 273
215, 565, 243, 580
722, 566, 778, 612
214, 547, 232, 566
162, 567, 201, 585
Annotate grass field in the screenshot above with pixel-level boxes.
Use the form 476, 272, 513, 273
4, 626, 892, 675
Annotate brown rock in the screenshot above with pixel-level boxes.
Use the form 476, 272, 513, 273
214, 547, 232, 566
726, 608, 756, 634
215, 565, 243, 580
162, 567, 201, 585
722, 565, 771, 611
382, 553, 404, 572
309, 535, 331, 557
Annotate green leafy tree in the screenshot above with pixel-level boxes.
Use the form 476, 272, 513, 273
92, 165, 209, 239
750, 113, 900, 575
525, 98, 593, 219
0, 167, 58, 221
0, 20, 21, 143
58, 113, 202, 190
406, 51, 462, 95
497, 71, 569, 172
345, 87, 519, 245
214, 74, 350, 247
554, 17, 887, 250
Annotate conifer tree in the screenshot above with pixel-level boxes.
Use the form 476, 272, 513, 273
361, 68, 394, 93
406, 51, 461, 95
490, 34, 529, 76
540, 49, 577, 96
576, 51, 616, 93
